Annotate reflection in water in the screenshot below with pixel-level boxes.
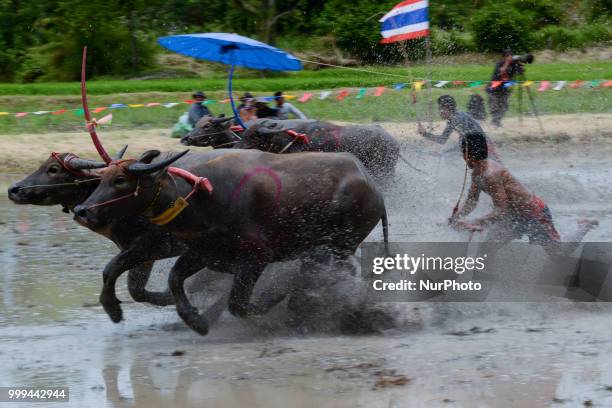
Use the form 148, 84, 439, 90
0, 176, 118, 326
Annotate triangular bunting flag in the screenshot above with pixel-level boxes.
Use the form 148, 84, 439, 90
538, 81, 550, 91
374, 86, 386, 96
298, 93, 313, 103
569, 80, 584, 89
336, 89, 350, 101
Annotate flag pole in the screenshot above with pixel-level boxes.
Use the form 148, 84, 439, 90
424, 35, 433, 129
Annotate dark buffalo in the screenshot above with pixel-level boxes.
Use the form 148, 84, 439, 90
181, 117, 400, 183
7, 149, 234, 323
74, 149, 389, 336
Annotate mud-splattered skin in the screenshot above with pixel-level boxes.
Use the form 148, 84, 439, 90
181, 117, 401, 183
6, 152, 194, 321
75, 149, 389, 336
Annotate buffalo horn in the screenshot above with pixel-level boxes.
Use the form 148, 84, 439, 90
112, 145, 129, 161
127, 150, 190, 175
211, 115, 234, 124
67, 158, 108, 170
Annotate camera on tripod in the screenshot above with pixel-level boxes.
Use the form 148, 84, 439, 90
511, 54, 535, 64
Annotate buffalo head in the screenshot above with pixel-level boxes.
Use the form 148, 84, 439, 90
7, 152, 113, 206
181, 115, 235, 147
74, 150, 189, 225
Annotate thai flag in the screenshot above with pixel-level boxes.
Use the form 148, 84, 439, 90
380, 0, 429, 44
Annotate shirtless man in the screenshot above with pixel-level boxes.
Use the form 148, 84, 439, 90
418, 95, 500, 161
450, 133, 598, 252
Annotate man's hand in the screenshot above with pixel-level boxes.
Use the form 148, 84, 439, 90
452, 220, 484, 232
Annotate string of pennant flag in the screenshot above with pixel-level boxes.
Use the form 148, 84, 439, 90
0, 79, 609, 119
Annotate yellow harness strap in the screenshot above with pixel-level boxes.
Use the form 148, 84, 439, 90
148, 196, 189, 226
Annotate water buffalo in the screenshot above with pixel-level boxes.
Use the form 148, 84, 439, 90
181, 116, 400, 183
7, 149, 235, 323
74, 149, 389, 336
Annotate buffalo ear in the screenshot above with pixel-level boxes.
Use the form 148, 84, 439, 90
127, 150, 190, 175
138, 150, 161, 164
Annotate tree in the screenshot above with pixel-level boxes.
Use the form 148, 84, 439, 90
232, 0, 301, 44
471, 4, 533, 53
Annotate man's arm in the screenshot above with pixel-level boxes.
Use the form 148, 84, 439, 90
471, 176, 509, 226
454, 180, 481, 219
286, 103, 307, 119
419, 122, 453, 144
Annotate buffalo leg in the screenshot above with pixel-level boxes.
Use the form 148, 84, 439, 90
168, 250, 210, 335
127, 262, 174, 306
99, 250, 146, 323
228, 263, 285, 318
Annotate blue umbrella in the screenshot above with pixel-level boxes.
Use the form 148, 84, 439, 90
158, 33, 302, 127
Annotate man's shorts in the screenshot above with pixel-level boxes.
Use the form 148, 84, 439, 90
507, 197, 561, 244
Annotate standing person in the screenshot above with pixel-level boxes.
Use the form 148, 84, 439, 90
254, 97, 279, 119
237, 92, 254, 110
417, 95, 500, 161
450, 133, 598, 253
274, 91, 307, 120
487, 49, 522, 127
188, 91, 213, 126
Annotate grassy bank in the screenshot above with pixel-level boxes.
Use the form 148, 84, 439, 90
0, 61, 610, 96
0, 60, 609, 135
0, 87, 609, 135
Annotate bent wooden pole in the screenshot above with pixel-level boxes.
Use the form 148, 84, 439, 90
81, 46, 112, 164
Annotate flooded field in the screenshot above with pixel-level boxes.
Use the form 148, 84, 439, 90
1, 126, 612, 407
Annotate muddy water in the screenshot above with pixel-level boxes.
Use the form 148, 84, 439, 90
1, 140, 612, 408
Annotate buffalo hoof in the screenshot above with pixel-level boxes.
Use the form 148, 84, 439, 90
101, 298, 123, 323
177, 307, 209, 336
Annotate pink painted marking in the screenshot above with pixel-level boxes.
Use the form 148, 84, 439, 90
232, 167, 282, 208
321, 127, 342, 151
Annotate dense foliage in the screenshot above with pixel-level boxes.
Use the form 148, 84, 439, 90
0, 0, 609, 82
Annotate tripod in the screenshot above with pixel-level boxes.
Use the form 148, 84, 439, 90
517, 74, 546, 135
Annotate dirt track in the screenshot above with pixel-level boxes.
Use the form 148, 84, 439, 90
0, 113, 610, 173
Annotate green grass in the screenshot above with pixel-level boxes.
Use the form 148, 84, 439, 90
0, 60, 609, 135
0, 61, 610, 96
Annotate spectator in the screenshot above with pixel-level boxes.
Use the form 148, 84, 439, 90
254, 97, 279, 119
237, 92, 254, 110
486, 49, 523, 127
274, 91, 307, 120
188, 91, 212, 126
239, 104, 258, 126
